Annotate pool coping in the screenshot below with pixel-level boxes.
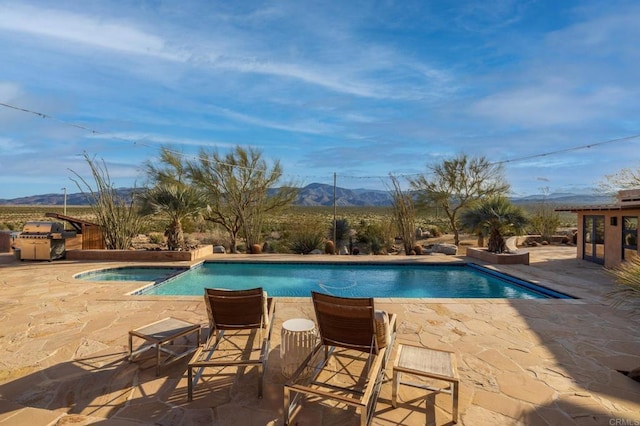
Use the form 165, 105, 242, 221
2, 247, 638, 424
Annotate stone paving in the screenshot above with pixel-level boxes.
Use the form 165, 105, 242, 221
0, 247, 639, 425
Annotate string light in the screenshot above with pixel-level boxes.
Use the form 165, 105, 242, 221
2, 101, 639, 182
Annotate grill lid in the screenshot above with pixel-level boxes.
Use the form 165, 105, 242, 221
22, 221, 64, 234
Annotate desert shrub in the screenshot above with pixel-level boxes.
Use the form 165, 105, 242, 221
608, 255, 640, 315
0, 222, 14, 231
148, 232, 165, 244
417, 219, 447, 236
330, 218, 351, 243
289, 231, 324, 254
200, 237, 225, 247
288, 219, 326, 254
356, 220, 394, 255
528, 209, 560, 241
264, 239, 288, 253
184, 234, 201, 248
426, 225, 442, 237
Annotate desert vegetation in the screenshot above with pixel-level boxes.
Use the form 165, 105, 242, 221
0, 203, 577, 254
0, 148, 581, 254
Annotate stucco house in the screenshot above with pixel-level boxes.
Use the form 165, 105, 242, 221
556, 189, 639, 268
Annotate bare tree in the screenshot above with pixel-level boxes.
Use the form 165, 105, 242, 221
70, 153, 145, 249
188, 146, 297, 253
600, 162, 640, 194
408, 154, 510, 245
528, 187, 561, 242
388, 174, 416, 254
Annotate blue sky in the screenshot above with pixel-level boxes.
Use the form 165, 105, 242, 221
1, 0, 639, 199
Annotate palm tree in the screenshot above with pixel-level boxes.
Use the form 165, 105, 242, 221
141, 182, 205, 251
459, 197, 528, 253
142, 147, 207, 251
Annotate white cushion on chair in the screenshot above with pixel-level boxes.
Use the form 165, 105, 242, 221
374, 310, 390, 348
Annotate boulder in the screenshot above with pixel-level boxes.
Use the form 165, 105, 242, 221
213, 245, 226, 254
434, 243, 458, 255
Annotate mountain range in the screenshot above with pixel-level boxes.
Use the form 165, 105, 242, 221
0, 183, 614, 207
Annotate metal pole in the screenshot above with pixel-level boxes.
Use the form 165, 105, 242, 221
61, 187, 67, 215
333, 173, 337, 254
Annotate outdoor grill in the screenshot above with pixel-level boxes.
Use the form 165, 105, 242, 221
18, 221, 68, 261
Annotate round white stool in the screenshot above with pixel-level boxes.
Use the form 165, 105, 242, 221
281, 318, 317, 378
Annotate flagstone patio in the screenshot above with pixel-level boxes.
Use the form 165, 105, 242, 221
0, 247, 638, 425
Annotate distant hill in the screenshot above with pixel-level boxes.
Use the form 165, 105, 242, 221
291, 183, 392, 206
510, 193, 615, 206
0, 188, 135, 207
0, 184, 614, 207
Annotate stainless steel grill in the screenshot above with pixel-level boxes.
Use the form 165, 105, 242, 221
18, 221, 67, 261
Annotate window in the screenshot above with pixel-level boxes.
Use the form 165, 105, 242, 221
623, 216, 638, 260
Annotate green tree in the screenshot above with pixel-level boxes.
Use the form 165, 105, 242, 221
188, 146, 297, 253
388, 174, 416, 254
459, 196, 528, 253
408, 154, 510, 246
70, 153, 145, 250
142, 147, 206, 251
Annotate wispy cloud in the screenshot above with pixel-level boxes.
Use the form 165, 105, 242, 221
470, 86, 627, 127
87, 131, 236, 151
0, 4, 184, 61
1, 1, 639, 198
0, 3, 454, 101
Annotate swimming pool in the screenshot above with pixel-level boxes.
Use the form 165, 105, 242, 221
76, 267, 187, 283
92, 261, 570, 299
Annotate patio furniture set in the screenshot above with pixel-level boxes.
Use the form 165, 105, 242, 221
128, 288, 459, 425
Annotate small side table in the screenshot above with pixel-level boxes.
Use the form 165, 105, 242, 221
281, 318, 317, 378
129, 317, 201, 376
392, 343, 459, 423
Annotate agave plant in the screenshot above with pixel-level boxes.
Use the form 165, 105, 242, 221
608, 255, 640, 315
608, 255, 640, 381
459, 196, 528, 253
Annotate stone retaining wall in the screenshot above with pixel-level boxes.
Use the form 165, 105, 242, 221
65, 245, 213, 262
466, 247, 530, 265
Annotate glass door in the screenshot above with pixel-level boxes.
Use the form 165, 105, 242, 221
623, 216, 638, 260
583, 215, 605, 264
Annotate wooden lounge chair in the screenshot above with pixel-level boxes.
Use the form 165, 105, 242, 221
187, 287, 275, 400
284, 291, 397, 426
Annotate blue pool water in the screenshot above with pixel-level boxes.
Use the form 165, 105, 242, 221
76, 267, 187, 283
92, 262, 570, 299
